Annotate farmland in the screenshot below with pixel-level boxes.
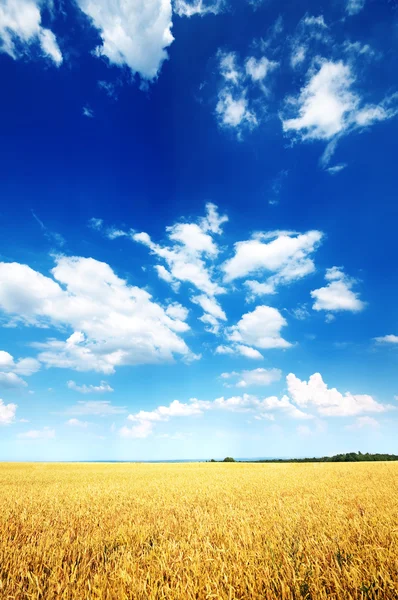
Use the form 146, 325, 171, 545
0, 462, 397, 599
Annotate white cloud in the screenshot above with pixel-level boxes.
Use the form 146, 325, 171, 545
287, 372, 392, 417
346, 0, 365, 16
0, 372, 27, 389
282, 61, 358, 140
0, 352, 40, 376
67, 380, 114, 394
235, 345, 263, 360
0, 399, 17, 424
0, 0, 62, 65
174, 0, 224, 17
223, 230, 323, 295
311, 266, 365, 313
133, 203, 226, 298
326, 164, 346, 175
76, 0, 174, 81
346, 416, 379, 430
0, 351, 40, 389
221, 367, 282, 388
192, 294, 226, 333
155, 265, 181, 292
245, 56, 278, 82
64, 400, 127, 416
215, 50, 278, 133
228, 305, 292, 350
66, 418, 89, 428
106, 228, 128, 240
374, 334, 398, 345
215, 345, 234, 355
165, 302, 189, 321
244, 280, 276, 299
121, 398, 204, 438
18, 427, 55, 439
13, 357, 41, 376
199, 202, 229, 234
0, 255, 194, 372
216, 91, 257, 129
121, 389, 312, 438
129, 399, 203, 422
282, 61, 398, 164
289, 14, 329, 70
354, 94, 398, 127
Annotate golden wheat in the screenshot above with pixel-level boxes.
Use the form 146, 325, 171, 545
0, 462, 397, 599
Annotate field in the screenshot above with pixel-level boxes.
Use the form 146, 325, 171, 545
1, 462, 398, 599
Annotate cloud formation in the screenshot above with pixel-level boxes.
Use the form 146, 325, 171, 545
67, 380, 114, 394
0, 0, 62, 65
311, 267, 365, 313
0, 256, 194, 373
76, 0, 174, 80
0, 398, 17, 424
223, 230, 323, 295
228, 306, 292, 350
215, 50, 278, 133
287, 372, 391, 416
174, 0, 224, 17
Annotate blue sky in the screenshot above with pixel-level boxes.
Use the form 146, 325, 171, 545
0, 0, 397, 460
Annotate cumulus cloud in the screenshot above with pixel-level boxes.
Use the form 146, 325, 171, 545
282, 61, 358, 140
121, 398, 204, 438
120, 389, 312, 437
0, 256, 195, 372
221, 367, 282, 388
282, 60, 398, 165
0, 398, 17, 424
132, 203, 228, 332
216, 91, 257, 130
133, 203, 226, 296
0, 351, 40, 376
223, 230, 323, 295
76, 0, 174, 81
0, 0, 62, 65
174, 0, 224, 17
235, 345, 264, 360
67, 380, 114, 394
311, 266, 365, 313
0, 351, 40, 389
374, 334, 398, 345
228, 305, 292, 350
287, 372, 391, 417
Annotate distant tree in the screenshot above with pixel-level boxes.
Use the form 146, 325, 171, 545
223, 457, 235, 462
210, 459, 216, 462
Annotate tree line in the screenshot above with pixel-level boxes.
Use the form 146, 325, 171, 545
209, 452, 398, 463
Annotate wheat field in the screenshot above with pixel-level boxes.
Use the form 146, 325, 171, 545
0, 462, 398, 599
